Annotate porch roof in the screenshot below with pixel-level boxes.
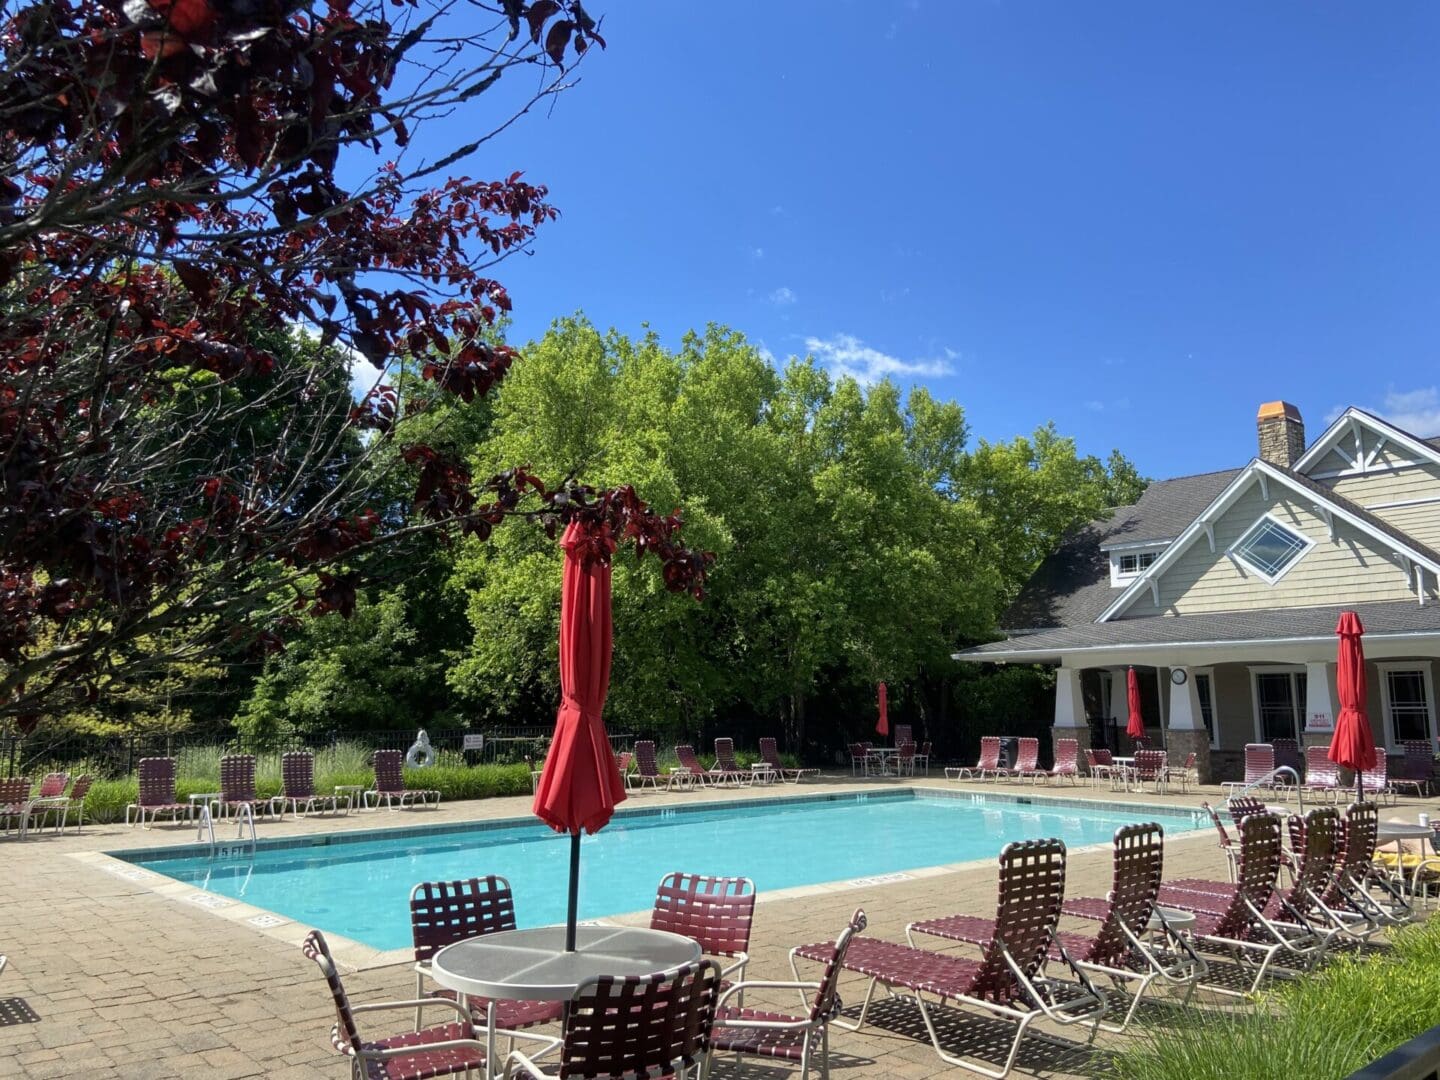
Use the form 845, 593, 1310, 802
954, 600, 1440, 664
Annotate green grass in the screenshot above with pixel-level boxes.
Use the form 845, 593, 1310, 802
1111, 919, 1440, 1080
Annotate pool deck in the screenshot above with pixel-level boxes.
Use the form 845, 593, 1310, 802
0, 773, 1430, 1079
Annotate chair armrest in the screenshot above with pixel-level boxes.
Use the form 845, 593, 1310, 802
364, 1036, 489, 1063
719, 954, 748, 981
717, 979, 818, 1010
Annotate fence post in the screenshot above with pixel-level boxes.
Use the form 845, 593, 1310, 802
126, 735, 135, 777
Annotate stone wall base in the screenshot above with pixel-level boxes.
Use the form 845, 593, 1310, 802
1302, 730, 1334, 750
1165, 729, 1213, 786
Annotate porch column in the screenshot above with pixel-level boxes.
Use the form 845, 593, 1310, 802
1303, 661, 1335, 750
1052, 666, 1087, 769
1166, 666, 1212, 784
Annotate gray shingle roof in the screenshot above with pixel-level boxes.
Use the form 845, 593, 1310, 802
961, 600, 1440, 661
1001, 469, 1240, 631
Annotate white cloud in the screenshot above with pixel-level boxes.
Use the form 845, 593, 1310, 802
768, 286, 797, 306
1084, 397, 1131, 414
803, 333, 954, 385
750, 246, 765, 260
1357, 386, 1440, 437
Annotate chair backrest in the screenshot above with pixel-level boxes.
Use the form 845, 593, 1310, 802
1306, 744, 1338, 785
1134, 749, 1166, 780
713, 738, 740, 770
1202, 801, 1234, 850
1014, 738, 1038, 771
1287, 807, 1341, 915
1361, 755, 1389, 791
974, 838, 1067, 1003
919, 740, 932, 757
897, 740, 917, 762
302, 930, 364, 1057
1086, 823, 1164, 968
372, 749, 405, 793
281, 751, 316, 799
1221, 813, 1284, 938
1243, 743, 1275, 784
1325, 802, 1379, 905
650, 873, 756, 959
894, 724, 913, 748
802, 909, 866, 1023
615, 751, 633, 774
557, 960, 722, 1079
69, 774, 93, 803
634, 740, 660, 777
847, 742, 866, 762
1227, 795, 1266, 822
37, 772, 68, 798
1272, 737, 1302, 775
1400, 740, 1434, 781
410, 876, 518, 963
977, 736, 1000, 769
137, 757, 177, 807
1093, 748, 1114, 766
1053, 739, 1078, 774
1131, 736, 1150, 751
675, 745, 707, 776
0, 777, 29, 806
219, 754, 256, 802
1182, 752, 1197, 770
758, 737, 784, 769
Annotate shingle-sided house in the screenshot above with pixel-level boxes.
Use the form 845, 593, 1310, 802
953, 402, 1440, 783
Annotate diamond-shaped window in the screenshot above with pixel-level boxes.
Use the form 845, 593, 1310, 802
1233, 516, 1312, 582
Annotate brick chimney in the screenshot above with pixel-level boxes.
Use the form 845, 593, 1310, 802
1257, 401, 1305, 468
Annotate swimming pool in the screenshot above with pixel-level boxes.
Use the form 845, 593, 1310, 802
120, 790, 1205, 951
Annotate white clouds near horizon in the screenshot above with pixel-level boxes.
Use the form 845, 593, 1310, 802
1338, 386, 1440, 437
802, 332, 955, 386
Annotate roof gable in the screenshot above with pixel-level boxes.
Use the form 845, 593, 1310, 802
1295, 407, 1440, 478
1097, 459, 1440, 622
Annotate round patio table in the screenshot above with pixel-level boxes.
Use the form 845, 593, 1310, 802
430, 925, 701, 1079
1148, 905, 1196, 932
1376, 822, 1433, 842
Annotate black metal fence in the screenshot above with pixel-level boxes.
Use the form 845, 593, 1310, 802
1, 726, 637, 779
1347, 1024, 1440, 1080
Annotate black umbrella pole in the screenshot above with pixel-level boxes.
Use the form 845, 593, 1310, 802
565, 831, 581, 952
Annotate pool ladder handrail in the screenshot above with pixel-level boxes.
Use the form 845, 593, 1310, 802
1229, 765, 1304, 814
196, 802, 257, 857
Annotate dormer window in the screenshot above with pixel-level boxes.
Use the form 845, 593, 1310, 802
1109, 546, 1164, 586
1231, 515, 1313, 584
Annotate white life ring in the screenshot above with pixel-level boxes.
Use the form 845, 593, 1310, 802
406, 729, 437, 768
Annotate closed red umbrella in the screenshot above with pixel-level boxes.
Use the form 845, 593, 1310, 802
876, 682, 890, 739
1329, 610, 1377, 801
532, 521, 627, 950
1126, 668, 1146, 741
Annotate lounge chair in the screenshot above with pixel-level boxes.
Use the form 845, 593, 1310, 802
1389, 740, 1435, 799
35, 772, 68, 799
674, 745, 714, 789
1223, 743, 1276, 799
1200, 801, 1243, 882
711, 910, 862, 1079
219, 754, 269, 820
917, 823, 1203, 1034
1043, 738, 1081, 785
0, 777, 31, 837
946, 736, 1000, 781
1011, 737, 1045, 783
303, 929, 489, 1080
1272, 738, 1302, 790
1303, 745, 1341, 802
504, 961, 721, 1080
792, 840, 1106, 1078
367, 749, 441, 810
1361, 756, 1393, 805
650, 873, 755, 993
1162, 752, 1198, 793
914, 740, 932, 776
59, 775, 92, 833
628, 740, 665, 791
710, 739, 750, 787
125, 757, 188, 828
1084, 748, 1118, 788
271, 751, 343, 818
759, 737, 818, 784
614, 750, 633, 779
409, 877, 563, 1058
20, 771, 72, 835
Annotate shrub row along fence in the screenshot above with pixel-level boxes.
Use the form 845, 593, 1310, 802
2, 727, 637, 780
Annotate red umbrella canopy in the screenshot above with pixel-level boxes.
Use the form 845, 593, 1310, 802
532, 521, 627, 836
1126, 668, 1146, 739
876, 682, 889, 738
1329, 611, 1378, 774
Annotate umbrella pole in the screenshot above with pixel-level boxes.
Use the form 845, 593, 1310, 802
565, 830, 581, 952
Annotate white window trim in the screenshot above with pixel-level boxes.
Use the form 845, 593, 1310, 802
1193, 667, 1219, 750
1249, 664, 1305, 744
1377, 661, 1437, 752
1109, 547, 1164, 587
1228, 513, 1316, 585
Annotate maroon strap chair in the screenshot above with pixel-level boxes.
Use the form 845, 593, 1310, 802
303, 929, 487, 1080
126, 757, 188, 828
62, 774, 92, 833
946, 736, 1000, 781
650, 873, 756, 992
1304, 745, 1341, 802
628, 740, 664, 791
710, 738, 749, 787
1320, 802, 1412, 934
273, 751, 342, 818
893, 723, 913, 749
504, 961, 722, 1080
1390, 740, 1435, 798
711, 909, 864, 1078
673, 745, 712, 788
1046, 739, 1080, 785
409, 877, 563, 1038
1012, 738, 1044, 782
759, 737, 817, 783
1133, 749, 1168, 791
1360, 755, 1393, 804
1223, 743, 1276, 798
36, 772, 68, 798
369, 749, 441, 810
219, 753, 268, 820
0, 777, 30, 836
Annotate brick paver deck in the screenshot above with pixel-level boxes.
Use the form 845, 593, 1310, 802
0, 773, 1424, 1078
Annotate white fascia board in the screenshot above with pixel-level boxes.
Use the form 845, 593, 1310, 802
1099, 538, 1173, 553
1294, 407, 1440, 475
951, 627, 1440, 664
1095, 459, 1440, 623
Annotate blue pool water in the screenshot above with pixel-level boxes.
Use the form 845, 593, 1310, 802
122, 791, 1203, 950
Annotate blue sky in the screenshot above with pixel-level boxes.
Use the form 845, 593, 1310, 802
391, 1, 1440, 480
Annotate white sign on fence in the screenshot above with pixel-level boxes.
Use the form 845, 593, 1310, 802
462, 734, 485, 751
